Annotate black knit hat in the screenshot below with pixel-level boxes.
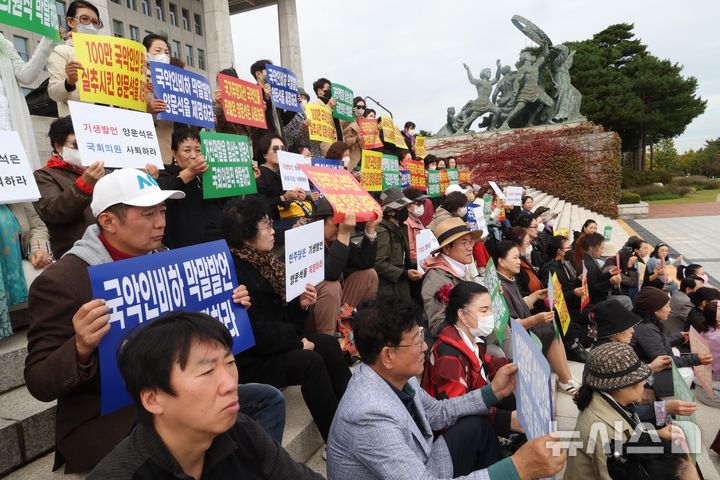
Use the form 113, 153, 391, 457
583, 342, 652, 392
592, 299, 642, 339
634, 287, 670, 315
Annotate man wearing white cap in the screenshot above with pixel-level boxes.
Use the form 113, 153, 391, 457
22, 169, 258, 474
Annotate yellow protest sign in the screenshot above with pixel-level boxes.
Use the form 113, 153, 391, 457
305, 103, 335, 143
552, 272, 572, 335
361, 150, 383, 192
394, 125, 408, 149
73, 33, 147, 112
380, 116, 395, 145
415, 136, 427, 158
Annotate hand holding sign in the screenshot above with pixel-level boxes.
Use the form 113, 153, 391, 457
490, 363, 518, 399
73, 299, 111, 365
299, 284, 318, 309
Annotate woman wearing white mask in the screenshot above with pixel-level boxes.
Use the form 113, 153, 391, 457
142, 33, 172, 164
421, 281, 522, 439
47, 0, 103, 117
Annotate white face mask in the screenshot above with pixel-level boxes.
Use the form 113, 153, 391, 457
412, 204, 424, 218
428, 165, 437, 171
75, 23, 99, 35
464, 311, 495, 338
342, 156, 351, 168
61, 147, 83, 167
148, 53, 170, 64
701, 274, 709, 284
408, 129, 415, 136
457, 207, 468, 218
537, 222, 544, 231
641, 255, 650, 263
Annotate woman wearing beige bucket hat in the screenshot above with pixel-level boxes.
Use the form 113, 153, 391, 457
564, 342, 684, 480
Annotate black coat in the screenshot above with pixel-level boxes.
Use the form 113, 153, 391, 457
255, 165, 287, 220
539, 259, 581, 311
231, 255, 307, 387
157, 164, 228, 249
582, 253, 613, 305
324, 234, 377, 281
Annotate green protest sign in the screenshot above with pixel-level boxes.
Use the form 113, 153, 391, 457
672, 359, 699, 461
331, 82, 354, 122
483, 194, 493, 220
381, 154, 401, 189
427, 170, 441, 198
445, 168, 459, 184
200, 131, 256, 199
0, 0, 61, 41
485, 259, 510, 344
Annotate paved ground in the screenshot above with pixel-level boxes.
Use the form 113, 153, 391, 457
648, 202, 720, 218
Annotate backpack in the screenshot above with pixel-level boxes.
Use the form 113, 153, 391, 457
336, 303, 359, 359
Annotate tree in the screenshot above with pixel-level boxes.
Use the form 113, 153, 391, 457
651, 138, 679, 171
566, 24, 706, 170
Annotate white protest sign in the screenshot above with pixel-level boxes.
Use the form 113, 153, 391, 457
284, 221, 325, 301
278, 151, 310, 191
505, 186, 523, 207
69, 101, 163, 169
471, 206, 489, 237
488, 181, 505, 199
416, 229, 440, 274
0, 131, 41, 204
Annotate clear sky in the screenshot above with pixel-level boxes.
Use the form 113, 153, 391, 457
230, 0, 719, 153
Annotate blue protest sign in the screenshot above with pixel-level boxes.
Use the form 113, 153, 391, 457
91, 240, 255, 415
149, 61, 214, 129
266, 63, 302, 113
511, 318, 553, 440
311, 158, 344, 169
400, 170, 410, 189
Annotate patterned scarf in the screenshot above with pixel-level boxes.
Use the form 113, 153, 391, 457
231, 244, 287, 303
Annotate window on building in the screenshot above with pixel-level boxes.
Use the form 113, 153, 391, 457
55, 1, 67, 32
155, 0, 164, 21
184, 44, 193, 67
112, 19, 124, 37
111, 0, 120, 4
171, 40, 180, 58
126, 0, 136, 9
193, 13, 202, 35
168, 3, 177, 26
129, 25, 140, 42
141, 0, 150, 16
197, 48, 205, 70
181, 8, 189, 30
13, 36, 28, 61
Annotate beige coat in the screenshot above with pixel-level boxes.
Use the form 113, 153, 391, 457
47, 43, 80, 118
342, 120, 362, 170
8, 203, 50, 255
563, 392, 635, 480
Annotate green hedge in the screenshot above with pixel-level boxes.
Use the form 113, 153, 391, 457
619, 192, 641, 204
671, 176, 720, 190
621, 168, 672, 189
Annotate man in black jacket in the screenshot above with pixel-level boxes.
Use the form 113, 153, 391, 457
88, 311, 322, 479
306, 197, 382, 335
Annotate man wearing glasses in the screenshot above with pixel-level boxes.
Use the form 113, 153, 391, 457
327, 296, 567, 479
48, 0, 104, 117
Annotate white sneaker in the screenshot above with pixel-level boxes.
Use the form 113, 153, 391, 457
557, 377, 581, 396
322, 447, 327, 461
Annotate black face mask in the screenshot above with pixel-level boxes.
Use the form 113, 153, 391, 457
395, 208, 409, 222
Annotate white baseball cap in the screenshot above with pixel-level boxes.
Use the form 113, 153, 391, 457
91, 168, 185, 217
445, 184, 465, 196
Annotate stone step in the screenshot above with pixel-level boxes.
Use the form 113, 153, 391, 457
545, 196, 561, 214
281, 386, 324, 464
305, 445, 327, 477
0, 386, 56, 476
532, 192, 549, 207
0, 330, 28, 394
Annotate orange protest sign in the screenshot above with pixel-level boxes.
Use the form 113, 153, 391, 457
298, 165, 381, 223
73, 33, 147, 112
306, 103, 335, 143
380, 116, 395, 145
361, 150, 383, 192
459, 170, 472, 183
403, 159, 427, 191
552, 272, 572, 335
581, 262, 590, 310
358, 117, 382, 149
218, 73, 266, 129
415, 136, 427, 158
439, 169, 450, 195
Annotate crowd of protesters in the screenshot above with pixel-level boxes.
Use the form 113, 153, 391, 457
0, 2, 714, 478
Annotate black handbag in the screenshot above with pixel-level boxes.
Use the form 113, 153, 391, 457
25, 78, 58, 118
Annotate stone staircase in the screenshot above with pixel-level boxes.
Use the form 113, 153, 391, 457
523, 187, 630, 249
0, 327, 325, 478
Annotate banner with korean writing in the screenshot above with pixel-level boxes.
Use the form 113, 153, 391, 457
393, 125, 408, 149
306, 103, 335, 143
427, 170, 441, 198
415, 136, 426, 158
73, 33, 146, 112
278, 151, 310, 191
285, 221, 324, 301
200, 131, 256, 198
511, 318, 553, 440
468, 205, 488, 237
380, 116, 395, 145
70, 101, 162, 168
361, 150, 383, 192
489, 181, 505, 199
331, 82, 353, 122
505, 186, 523, 207
0, 0, 60, 41
358, 117, 382, 149
445, 168, 459, 184
672, 359, 700, 460
459, 170, 471, 183
416, 229, 439, 274
311, 158, 343, 170
382, 154, 401, 189
91, 240, 254, 415
439, 169, 450, 195
484, 259, 511, 345
580, 262, 590, 310
403, 159, 427, 191
218, 73, 266, 129
266, 63, 301, 113
149, 61, 213, 129
299, 165, 380, 223
0, 131, 41, 203
551, 272, 571, 336
400, 170, 410, 189
689, 327, 714, 398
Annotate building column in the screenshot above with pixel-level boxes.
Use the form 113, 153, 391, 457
203, 0, 235, 86
277, 0, 304, 88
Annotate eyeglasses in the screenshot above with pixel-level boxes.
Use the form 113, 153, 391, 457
70, 15, 103, 29
271, 145, 286, 153
355, 104, 366, 109
527, 225, 538, 230
453, 238, 475, 249
258, 219, 273, 232
394, 327, 425, 349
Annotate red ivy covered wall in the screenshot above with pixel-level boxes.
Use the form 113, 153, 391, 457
428, 123, 622, 218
